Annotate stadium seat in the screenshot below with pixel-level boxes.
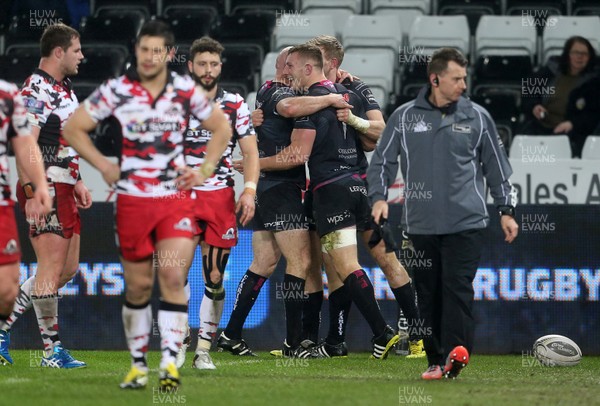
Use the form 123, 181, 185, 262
230, 0, 295, 15
92, 0, 157, 16
438, 0, 500, 35
272, 15, 335, 51
470, 92, 521, 148
72, 81, 102, 102
509, 135, 572, 159
5, 14, 65, 47
162, 0, 225, 16
341, 15, 403, 64
80, 14, 144, 55
4, 43, 39, 58
408, 16, 470, 56
581, 136, 600, 159
0, 55, 40, 86
164, 8, 216, 44
77, 45, 128, 82
572, 0, 600, 16
341, 51, 395, 108
472, 55, 533, 95
260, 51, 278, 84
220, 81, 249, 98
370, 0, 430, 14
302, 0, 360, 36
542, 16, 600, 65
211, 13, 276, 58
505, 0, 567, 16
475, 16, 537, 62
94, 4, 151, 20
221, 46, 262, 92
400, 58, 428, 97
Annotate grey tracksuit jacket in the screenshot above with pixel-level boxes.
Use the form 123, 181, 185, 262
367, 86, 517, 235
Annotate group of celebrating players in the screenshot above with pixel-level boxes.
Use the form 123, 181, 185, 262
0, 20, 431, 390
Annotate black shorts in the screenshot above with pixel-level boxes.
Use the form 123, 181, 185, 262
312, 175, 370, 237
251, 181, 309, 232
303, 188, 317, 231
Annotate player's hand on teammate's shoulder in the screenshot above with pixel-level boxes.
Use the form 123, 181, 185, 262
251, 109, 264, 128
329, 94, 353, 109
74, 181, 93, 209
337, 68, 359, 83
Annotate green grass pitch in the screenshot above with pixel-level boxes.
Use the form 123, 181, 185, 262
1, 351, 599, 405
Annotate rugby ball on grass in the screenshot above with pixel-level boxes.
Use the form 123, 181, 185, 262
533, 335, 582, 367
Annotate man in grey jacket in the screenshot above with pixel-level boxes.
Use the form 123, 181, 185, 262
367, 48, 519, 380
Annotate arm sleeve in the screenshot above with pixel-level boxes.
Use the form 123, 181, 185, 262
478, 108, 517, 207
233, 94, 255, 139
272, 87, 295, 116
21, 80, 53, 128
83, 80, 118, 123
10, 88, 32, 138
353, 80, 381, 112
367, 107, 403, 204
190, 86, 214, 121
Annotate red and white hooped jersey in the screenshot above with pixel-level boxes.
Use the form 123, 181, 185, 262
21, 69, 80, 185
0, 80, 32, 205
185, 87, 255, 191
84, 68, 214, 198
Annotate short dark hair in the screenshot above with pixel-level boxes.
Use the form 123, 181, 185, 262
40, 23, 80, 57
137, 20, 175, 48
189, 36, 224, 61
288, 43, 323, 69
559, 36, 596, 75
427, 47, 468, 77
307, 35, 344, 65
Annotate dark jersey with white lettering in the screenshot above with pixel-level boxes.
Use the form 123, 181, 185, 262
185, 87, 255, 191
84, 68, 213, 197
0, 80, 31, 204
293, 80, 365, 187
255, 80, 305, 185
21, 69, 79, 184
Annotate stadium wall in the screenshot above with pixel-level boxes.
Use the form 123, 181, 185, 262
10, 204, 600, 355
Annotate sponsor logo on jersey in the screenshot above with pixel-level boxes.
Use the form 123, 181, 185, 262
326, 210, 351, 225
174, 217, 193, 232
222, 227, 236, 240
23, 98, 45, 114
349, 185, 367, 195
2, 239, 18, 255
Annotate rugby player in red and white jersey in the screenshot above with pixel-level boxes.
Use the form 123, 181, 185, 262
0, 79, 52, 366
0, 24, 90, 369
63, 21, 232, 390
175, 37, 259, 370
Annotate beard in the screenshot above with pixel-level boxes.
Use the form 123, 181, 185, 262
192, 72, 221, 91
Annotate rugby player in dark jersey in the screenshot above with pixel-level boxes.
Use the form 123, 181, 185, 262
306, 35, 425, 359
260, 44, 399, 359
218, 46, 351, 358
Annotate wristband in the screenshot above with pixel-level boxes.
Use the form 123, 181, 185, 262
347, 111, 370, 133
199, 162, 216, 178
498, 205, 515, 218
244, 181, 257, 191
22, 182, 36, 199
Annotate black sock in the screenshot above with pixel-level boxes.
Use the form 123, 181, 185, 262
326, 285, 352, 345
392, 282, 421, 340
283, 274, 306, 348
224, 270, 267, 340
302, 291, 323, 343
344, 269, 387, 337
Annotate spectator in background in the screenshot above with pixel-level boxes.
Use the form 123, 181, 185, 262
519, 36, 599, 157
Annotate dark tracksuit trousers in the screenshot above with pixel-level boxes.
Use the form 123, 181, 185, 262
409, 228, 484, 366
